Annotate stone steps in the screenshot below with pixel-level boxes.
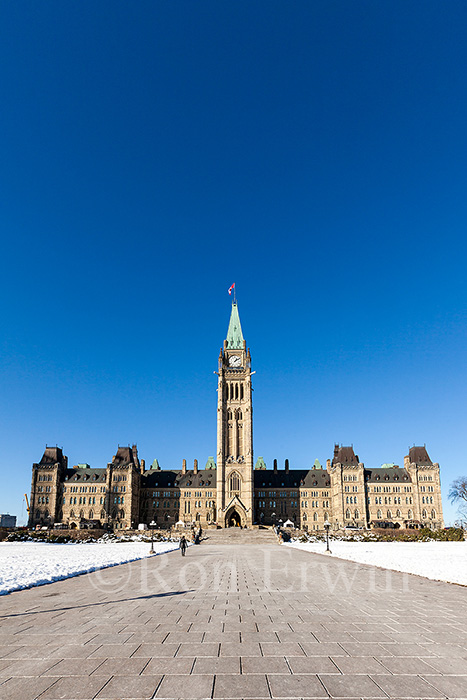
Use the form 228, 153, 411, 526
201, 528, 278, 545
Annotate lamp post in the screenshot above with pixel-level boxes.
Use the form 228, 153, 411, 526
149, 520, 156, 554
324, 519, 331, 554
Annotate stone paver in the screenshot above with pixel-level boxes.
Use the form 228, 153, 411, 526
1, 540, 466, 699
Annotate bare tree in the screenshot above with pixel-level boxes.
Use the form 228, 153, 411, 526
449, 478, 467, 525
449, 477, 467, 504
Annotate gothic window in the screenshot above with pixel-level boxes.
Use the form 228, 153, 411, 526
120, 510, 125, 519
396, 509, 401, 518
324, 512, 328, 521
313, 512, 318, 521
345, 509, 351, 519
354, 509, 359, 520
422, 509, 427, 519
237, 421, 243, 456
89, 510, 94, 520
303, 513, 307, 521
80, 510, 84, 519
240, 383, 244, 400
408, 508, 413, 519
387, 510, 392, 519
229, 472, 241, 493
377, 509, 382, 519
431, 509, 436, 519
100, 510, 105, 520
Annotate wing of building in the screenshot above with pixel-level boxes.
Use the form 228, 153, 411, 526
28, 304, 444, 531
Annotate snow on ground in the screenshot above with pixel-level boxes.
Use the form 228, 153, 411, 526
0, 541, 179, 595
284, 540, 467, 586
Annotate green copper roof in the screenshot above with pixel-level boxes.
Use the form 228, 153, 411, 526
205, 456, 216, 469
150, 459, 161, 470
313, 459, 322, 470
255, 456, 267, 470
226, 303, 244, 349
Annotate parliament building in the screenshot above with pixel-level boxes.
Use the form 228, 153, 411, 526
28, 303, 444, 532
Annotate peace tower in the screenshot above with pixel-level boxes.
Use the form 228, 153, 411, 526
216, 302, 254, 527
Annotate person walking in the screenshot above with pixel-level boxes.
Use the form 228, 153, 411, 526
179, 535, 187, 556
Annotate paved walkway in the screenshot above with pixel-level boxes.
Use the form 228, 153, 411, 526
1, 538, 466, 699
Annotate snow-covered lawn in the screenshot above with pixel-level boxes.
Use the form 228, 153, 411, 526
0, 541, 179, 595
284, 540, 467, 586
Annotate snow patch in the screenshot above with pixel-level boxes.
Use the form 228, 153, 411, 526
0, 541, 179, 595
284, 540, 467, 585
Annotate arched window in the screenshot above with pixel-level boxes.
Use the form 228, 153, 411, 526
313, 512, 318, 521
345, 509, 351, 520
396, 509, 401, 518
377, 509, 382, 519
120, 510, 125, 519
70, 509, 75, 518
303, 513, 307, 521
229, 472, 241, 493
408, 509, 413, 520
195, 512, 201, 521
89, 510, 94, 520
430, 509, 436, 520
240, 384, 244, 400
237, 409, 242, 420
354, 509, 359, 520
100, 510, 106, 520
422, 509, 427, 519
79, 510, 84, 519
387, 510, 392, 519
324, 512, 328, 521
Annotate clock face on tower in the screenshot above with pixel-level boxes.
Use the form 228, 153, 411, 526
229, 355, 242, 368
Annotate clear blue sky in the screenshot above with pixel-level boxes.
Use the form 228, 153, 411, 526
1, 1, 466, 525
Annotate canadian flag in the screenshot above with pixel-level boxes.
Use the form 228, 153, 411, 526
228, 283, 235, 295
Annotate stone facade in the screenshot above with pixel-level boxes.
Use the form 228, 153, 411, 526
28, 304, 444, 531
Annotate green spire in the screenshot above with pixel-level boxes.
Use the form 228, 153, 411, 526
226, 302, 244, 349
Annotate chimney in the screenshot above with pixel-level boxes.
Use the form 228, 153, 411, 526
326, 458, 331, 470
194, 459, 198, 475
140, 458, 145, 474
182, 459, 187, 474
273, 459, 277, 473
285, 459, 289, 474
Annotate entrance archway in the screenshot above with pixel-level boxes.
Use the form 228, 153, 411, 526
227, 510, 242, 528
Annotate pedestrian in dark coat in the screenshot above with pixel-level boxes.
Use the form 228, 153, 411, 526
179, 536, 187, 556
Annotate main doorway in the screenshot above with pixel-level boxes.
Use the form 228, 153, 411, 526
227, 511, 242, 527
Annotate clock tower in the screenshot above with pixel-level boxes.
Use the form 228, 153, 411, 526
216, 302, 254, 527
